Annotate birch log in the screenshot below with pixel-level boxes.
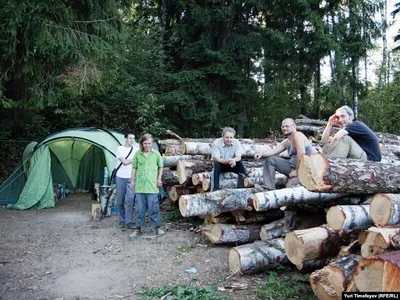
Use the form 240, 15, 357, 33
326, 205, 372, 230
361, 226, 400, 257
202, 178, 241, 192
162, 155, 206, 168
161, 169, 179, 186
158, 139, 181, 154
203, 224, 263, 244
298, 153, 400, 194
310, 254, 361, 300
177, 160, 213, 184
179, 188, 256, 217
228, 238, 289, 274
260, 219, 285, 241
284, 226, 359, 270
168, 185, 196, 202
353, 250, 400, 292
369, 194, 400, 226
253, 186, 341, 211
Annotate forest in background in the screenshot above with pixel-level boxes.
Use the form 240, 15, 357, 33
0, 0, 399, 180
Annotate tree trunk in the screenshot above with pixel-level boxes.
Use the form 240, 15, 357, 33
326, 205, 372, 230
260, 219, 285, 241
284, 225, 359, 270
177, 160, 264, 185
157, 139, 181, 153
203, 224, 263, 244
168, 185, 196, 202
310, 254, 361, 300
253, 186, 341, 211
165, 144, 183, 156
177, 160, 214, 185
192, 172, 211, 186
161, 169, 179, 186
298, 153, 400, 194
361, 226, 400, 257
370, 194, 400, 226
228, 238, 289, 275
179, 188, 256, 217
354, 250, 400, 292
180, 141, 279, 157
202, 178, 240, 191
163, 155, 207, 168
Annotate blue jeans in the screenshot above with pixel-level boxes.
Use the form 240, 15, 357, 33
213, 161, 247, 191
116, 176, 135, 224
135, 193, 160, 228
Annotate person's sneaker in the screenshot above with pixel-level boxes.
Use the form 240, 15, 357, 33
155, 227, 165, 236
118, 221, 125, 228
125, 223, 136, 230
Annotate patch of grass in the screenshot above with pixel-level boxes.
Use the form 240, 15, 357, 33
175, 242, 195, 256
256, 271, 315, 300
163, 209, 183, 222
138, 284, 229, 300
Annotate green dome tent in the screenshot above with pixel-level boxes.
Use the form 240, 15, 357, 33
0, 128, 138, 210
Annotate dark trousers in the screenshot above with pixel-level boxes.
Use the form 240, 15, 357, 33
213, 161, 247, 191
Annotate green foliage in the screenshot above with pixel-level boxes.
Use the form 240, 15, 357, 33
138, 285, 228, 300
164, 209, 183, 222
256, 271, 314, 300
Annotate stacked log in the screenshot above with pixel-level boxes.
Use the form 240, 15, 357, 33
157, 123, 400, 296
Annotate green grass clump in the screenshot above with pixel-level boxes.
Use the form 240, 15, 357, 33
256, 271, 315, 300
164, 209, 183, 222
138, 284, 229, 300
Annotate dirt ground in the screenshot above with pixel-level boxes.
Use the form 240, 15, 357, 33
0, 193, 308, 300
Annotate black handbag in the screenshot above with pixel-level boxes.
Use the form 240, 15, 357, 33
110, 147, 133, 185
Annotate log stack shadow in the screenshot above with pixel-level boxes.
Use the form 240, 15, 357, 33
158, 120, 400, 298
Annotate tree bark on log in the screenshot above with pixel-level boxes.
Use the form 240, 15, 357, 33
295, 118, 328, 126
298, 153, 400, 194
326, 205, 372, 230
177, 160, 264, 185
203, 224, 263, 244
284, 225, 359, 270
354, 250, 400, 292
179, 188, 256, 217
310, 254, 361, 300
361, 226, 400, 257
232, 210, 283, 225
168, 185, 196, 202
260, 219, 285, 241
202, 178, 245, 192
158, 139, 181, 154
161, 169, 179, 186
370, 194, 400, 226
163, 155, 207, 168
228, 238, 289, 275
253, 186, 341, 211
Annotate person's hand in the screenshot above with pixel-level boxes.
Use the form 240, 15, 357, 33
328, 114, 338, 126
229, 159, 236, 168
254, 153, 262, 160
130, 181, 135, 189
289, 170, 297, 178
156, 179, 162, 188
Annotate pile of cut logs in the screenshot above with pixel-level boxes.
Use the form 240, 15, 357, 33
158, 119, 400, 298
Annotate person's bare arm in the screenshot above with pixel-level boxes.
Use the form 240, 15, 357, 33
321, 114, 338, 145
130, 168, 136, 189
290, 133, 306, 177
157, 167, 163, 187
327, 129, 348, 153
254, 140, 286, 160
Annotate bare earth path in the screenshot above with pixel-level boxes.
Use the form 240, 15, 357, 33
0, 193, 276, 300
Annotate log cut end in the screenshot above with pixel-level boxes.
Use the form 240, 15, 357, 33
382, 261, 400, 291
284, 231, 305, 268
353, 258, 384, 292
252, 193, 264, 211
370, 194, 392, 226
326, 206, 346, 230
309, 268, 341, 300
228, 248, 241, 274
179, 143, 187, 155
298, 153, 331, 192
361, 231, 387, 257
178, 195, 190, 217
203, 231, 221, 244
169, 185, 179, 202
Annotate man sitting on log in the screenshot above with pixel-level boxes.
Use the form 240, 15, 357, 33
321, 106, 381, 162
254, 118, 316, 190
211, 127, 246, 191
